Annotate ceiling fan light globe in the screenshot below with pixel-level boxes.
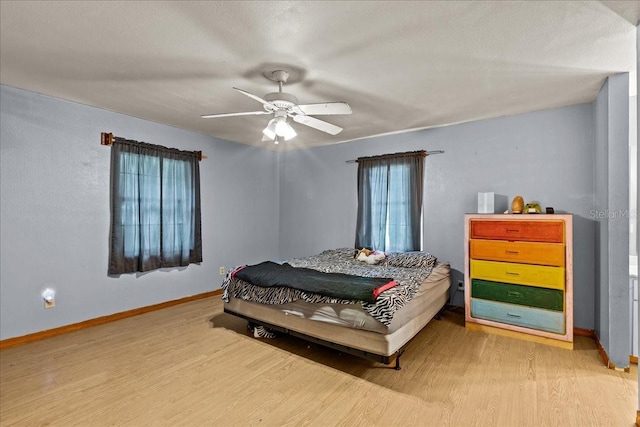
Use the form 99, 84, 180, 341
273, 117, 297, 140
262, 119, 277, 140
283, 124, 297, 141
262, 128, 276, 139
274, 118, 289, 137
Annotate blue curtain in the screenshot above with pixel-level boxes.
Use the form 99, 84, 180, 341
355, 151, 424, 252
109, 138, 202, 274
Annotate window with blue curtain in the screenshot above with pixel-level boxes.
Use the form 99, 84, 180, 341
355, 151, 424, 252
108, 138, 202, 274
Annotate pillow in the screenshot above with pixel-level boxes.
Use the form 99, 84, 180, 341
356, 248, 386, 265
384, 251, 437, 269
355, 247, 372, 258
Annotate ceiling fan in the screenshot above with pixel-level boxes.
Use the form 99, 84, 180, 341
201, 70, 352, 143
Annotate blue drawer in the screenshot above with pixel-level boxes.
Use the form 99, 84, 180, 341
471, 298, 565, 334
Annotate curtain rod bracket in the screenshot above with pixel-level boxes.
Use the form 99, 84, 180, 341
195, 151, 208, 161
101, 132, 114, 146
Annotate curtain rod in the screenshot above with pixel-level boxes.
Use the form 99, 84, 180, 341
345, 150, 444, 163
100, 132, 207, 161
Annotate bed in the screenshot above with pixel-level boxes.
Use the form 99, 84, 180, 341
221, 248, 451, 369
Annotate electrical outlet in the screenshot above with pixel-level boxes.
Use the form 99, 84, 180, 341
42, 288, 55, 309
219, 266, 225, 276
457, 280, 464, 291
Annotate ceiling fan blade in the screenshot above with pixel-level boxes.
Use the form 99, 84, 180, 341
201, 111, 270, 119
296, 102, 352, 116
233, 87, 276, 108
292, 115, 343, 135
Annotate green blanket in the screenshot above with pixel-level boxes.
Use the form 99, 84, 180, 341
233, 261, 397, 303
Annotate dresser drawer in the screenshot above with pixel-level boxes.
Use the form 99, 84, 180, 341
470, 239, 565, 267
470, 259, 565, 290
471, 298, 565, 334
471, 279, 564, 311
470, 220, 564, 243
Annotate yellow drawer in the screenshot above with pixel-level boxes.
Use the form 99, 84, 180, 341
470, 259, 565, 290
470, 239, 565, 267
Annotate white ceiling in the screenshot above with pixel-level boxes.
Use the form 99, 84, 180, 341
0, 1, 637, 151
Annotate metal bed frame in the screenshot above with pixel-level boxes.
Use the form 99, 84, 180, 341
224, 306, 445, 370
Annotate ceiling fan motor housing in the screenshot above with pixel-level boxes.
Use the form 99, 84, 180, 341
264, 92, 298, 110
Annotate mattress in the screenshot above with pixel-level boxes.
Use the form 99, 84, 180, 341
264, 262, 450, 334
224, 262, 451, 357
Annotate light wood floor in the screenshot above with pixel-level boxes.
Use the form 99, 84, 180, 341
1, 297, 637, 426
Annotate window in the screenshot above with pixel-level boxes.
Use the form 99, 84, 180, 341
109, 138, 202, 274
355, 151, 424, 252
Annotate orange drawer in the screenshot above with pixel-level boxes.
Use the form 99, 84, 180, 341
470, 220, 564, 243
470, 239, 565, 267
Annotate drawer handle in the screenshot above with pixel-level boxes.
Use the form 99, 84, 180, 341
507, 291, 522, 298
506, 229, 520, 233
506, 313, 522, 318
505, 250, 519, 255
505, 271, 520, 276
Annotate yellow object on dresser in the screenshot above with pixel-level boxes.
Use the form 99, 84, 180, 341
464, 214, 573, 349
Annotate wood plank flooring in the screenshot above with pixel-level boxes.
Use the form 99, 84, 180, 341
1, 297, 636, 426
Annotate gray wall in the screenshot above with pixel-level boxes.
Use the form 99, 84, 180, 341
280, 103, 596, 328
0, 85, 280, 340
594, 79, 611, 352
631, 95, 637, 256
635, 22, 640, 412
594, 74, 630, 368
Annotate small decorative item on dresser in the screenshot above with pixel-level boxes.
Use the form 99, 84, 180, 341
523, 201, 542, 214
511, 195, 524, 214
546, 207, 555, 214
478, 192, 495, 214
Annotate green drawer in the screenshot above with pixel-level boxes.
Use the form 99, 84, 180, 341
471, 279, 563, 311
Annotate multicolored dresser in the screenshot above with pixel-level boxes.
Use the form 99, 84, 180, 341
464, 214, 573, 349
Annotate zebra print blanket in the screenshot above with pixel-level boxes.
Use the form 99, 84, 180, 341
222, 248, 437, 326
